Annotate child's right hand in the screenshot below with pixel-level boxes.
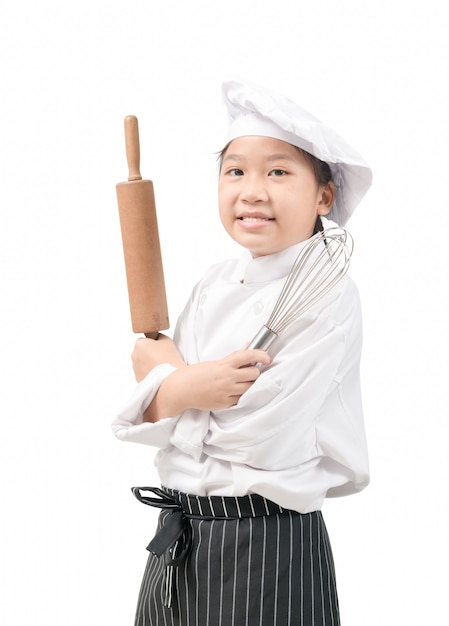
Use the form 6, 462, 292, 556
143, 348, 271, 422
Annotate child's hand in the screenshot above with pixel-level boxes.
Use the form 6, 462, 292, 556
174, 349, 271, 411
144, 348, 271, 421
131, 334, 185, 382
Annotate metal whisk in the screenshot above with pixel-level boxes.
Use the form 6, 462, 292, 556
247, 227, 353, 351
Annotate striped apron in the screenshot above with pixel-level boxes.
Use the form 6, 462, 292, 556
132, 486, 340, 626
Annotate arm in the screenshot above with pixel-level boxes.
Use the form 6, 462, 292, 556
195, 281, 368, 493
202, 315, 347, 464
131, 334, 271, 422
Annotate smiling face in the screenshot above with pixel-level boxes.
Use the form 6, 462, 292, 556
218, 136, 334, 257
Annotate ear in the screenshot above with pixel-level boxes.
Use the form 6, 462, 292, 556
317, 181, 336, 216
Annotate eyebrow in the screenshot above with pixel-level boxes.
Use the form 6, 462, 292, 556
222, 153, 296, 163
266, 154, 296, 162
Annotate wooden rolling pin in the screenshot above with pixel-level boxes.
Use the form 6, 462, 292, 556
116, 116, 169, 338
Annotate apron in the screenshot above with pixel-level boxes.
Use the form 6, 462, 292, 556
132, 487, 340, 626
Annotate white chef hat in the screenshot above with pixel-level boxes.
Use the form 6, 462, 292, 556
222, 78, 372, 226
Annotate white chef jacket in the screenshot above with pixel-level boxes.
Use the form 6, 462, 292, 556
112, 230, 369, 513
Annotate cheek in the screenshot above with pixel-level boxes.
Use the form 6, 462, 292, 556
217, 193, 230, 225
218, 185, 233, 214
292, 190, 321, 217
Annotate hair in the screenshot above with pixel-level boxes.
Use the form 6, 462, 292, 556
217, 142, 333, 235
297, 149, 333, 187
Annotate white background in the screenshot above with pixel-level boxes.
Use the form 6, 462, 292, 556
1, 1, 447, 624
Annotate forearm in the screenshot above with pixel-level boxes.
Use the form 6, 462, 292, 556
142, 349, 271, 422
142, 368, 190, 422
112, 362, 179, 448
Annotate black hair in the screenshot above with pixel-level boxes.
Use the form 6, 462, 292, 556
296, 149, 332, 235
297, 149, 333, 187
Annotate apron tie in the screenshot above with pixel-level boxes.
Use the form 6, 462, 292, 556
132, 486, 192, 607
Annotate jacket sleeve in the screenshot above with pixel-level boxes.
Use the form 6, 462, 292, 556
111, 279, 203, 448
111, 363, 180, 448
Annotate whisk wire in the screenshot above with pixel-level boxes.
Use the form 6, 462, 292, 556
248, 228, 353, 350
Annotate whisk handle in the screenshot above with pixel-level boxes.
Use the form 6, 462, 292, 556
247, 326, 278, 351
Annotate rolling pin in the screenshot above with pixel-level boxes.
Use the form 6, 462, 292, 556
116, 115, 169, 338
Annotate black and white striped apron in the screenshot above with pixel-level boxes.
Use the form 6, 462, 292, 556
132, 486, 340, 626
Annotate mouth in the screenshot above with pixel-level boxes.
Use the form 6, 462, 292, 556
237, 216, 274, 222
236, 214, 275, 231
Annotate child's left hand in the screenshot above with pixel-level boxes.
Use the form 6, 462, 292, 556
131, 334, 185, 382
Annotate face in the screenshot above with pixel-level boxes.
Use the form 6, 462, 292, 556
218, 136, 334, 257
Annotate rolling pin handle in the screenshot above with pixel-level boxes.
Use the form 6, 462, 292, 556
124, 115, 142, 181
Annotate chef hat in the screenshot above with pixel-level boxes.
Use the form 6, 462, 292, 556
222, 78, 372, 226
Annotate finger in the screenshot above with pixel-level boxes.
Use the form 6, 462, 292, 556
134, 337, 152, 352
136, 332, 168, 345
234, 366, 261, 383
231, 349, 272, 367
228, 393, 245, 407
154, 333, 169, 342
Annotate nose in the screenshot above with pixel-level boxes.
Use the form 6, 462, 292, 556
240, 174, 269, 203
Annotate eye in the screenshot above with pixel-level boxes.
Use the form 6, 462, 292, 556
228, 168, 244, 176
269, 169, 287, 177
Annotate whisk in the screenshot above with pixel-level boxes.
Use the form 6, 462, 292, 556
247, 227, 354, 351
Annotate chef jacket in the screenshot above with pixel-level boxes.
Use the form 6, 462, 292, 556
112, 232, 369, 513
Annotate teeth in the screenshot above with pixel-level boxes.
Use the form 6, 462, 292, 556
240, 216, 270, 221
